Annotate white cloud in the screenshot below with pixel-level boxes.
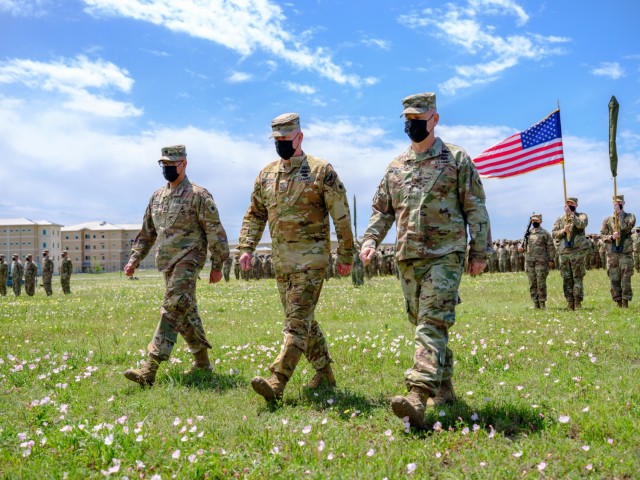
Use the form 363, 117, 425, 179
284, 82, 316, 95
227, 71, 253, 83
0, 0, 49, 17
591, 62, 625, 79
83, 0, 376, 88
362, 37, 391, 51
0, 55, 142, 117
398, 1, 569, 95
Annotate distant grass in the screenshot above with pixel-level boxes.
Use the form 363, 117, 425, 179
0, 268, 639, 479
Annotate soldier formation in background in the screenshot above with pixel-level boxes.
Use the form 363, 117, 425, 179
42, 250, 54, 296
24, 254, 37, 296
60, 251, 73, 294
10, 254, 23, 297
0, 255, 7, 296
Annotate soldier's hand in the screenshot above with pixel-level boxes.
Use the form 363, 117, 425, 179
467, 260, 486, 277
563, 225, 571, 234
359, 247, 376, 265
124, 262, 136, 277
612, 231, 620, 240
517, 247, 524, 253
239, 252, 252, 271
548, 261, 554, 268
337, 263, 353, 276
209, 269, 223, 284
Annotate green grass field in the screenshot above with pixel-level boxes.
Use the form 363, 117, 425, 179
1, 269, 638, 479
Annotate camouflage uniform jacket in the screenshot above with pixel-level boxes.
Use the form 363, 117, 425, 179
633, 232, 640, 253
525, 227, 555, 263
43, 258, 54, 276
362, 139, 491, 262
600, 211, 636, 254
25, 260, 37, 279
552, 211, 589, 255
238, 153, 354, 274
0, 260, 8, 279
130, 176, 229, 272
11, 260, 24, 280
60, 259, 72, 276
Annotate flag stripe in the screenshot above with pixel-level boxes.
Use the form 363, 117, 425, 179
475, 139, 563, 170
473, 110, 565, 178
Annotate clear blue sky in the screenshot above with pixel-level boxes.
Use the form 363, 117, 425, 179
1, 0, 639, 241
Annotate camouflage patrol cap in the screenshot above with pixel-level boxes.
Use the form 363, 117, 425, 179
613, 194, 624, 202
566, 197, 578, 204
61, 251, 67, 256
530, 213, 542, 222
159, 145, 187, 162
400, 92, 437, 116
12, 253, 18, 258
26, 254, 32, 260
270, 113, 300, 138
43, 249, 49, 254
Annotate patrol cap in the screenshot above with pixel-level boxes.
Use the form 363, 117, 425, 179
159, 145, 187, 162
530, 213, 542, 222
61, 251, 67, 256
26, 254, 32, 260
270, 113, 300, 138
12, 253, 18, 258
400, 92, 437, 116
566, 197, 578, 204
613, 194, 624, 202
43, 249, 49, 254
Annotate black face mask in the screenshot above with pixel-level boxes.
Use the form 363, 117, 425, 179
162, 165, 179, 182
532, 222, 540, 228
404, 119, 429, 143
569, 205, 576, 212
275, 140, 296, 160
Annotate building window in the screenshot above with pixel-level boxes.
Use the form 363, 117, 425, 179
43, 242, 47, 248
42, 229, 47, 235
65, 235, 69, 240
85, 234, 90, 239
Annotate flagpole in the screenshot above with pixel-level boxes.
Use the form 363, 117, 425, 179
558, 103, 571, 243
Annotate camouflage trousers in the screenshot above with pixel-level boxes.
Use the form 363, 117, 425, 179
147, 258, 212, 361
222, 265, 231, 282
0, 276, 6, 296
61, 275, 71, 294
42, 273, 53, 296
398, 252, 464, 395
12, 278, 22, 296
525, 261, 550, 302
634, 252, 640, 273
25, 276, 36, 296
606, 253, 634, 302
559, 254, 586, 303
351, 263, 364, 286
271, 269, 330, 378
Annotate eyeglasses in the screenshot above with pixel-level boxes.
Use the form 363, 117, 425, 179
158, 160, 184, 167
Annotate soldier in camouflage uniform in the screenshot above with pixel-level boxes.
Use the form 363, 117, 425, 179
360, 93, 491, 429
222, 255, 233, 282
352, 243, 365, 286
124, 145, 229, 387
498, 242, 508, 272
632, 228, 640, 273
552, 197, 589, 310
233, 253, 240, 280
11, 254, 24, 297
520, 214, 555, 308
0, 254, 8, 296
24, 254, 38, 296
60, 251, 72, 294
42, 250, 54, 296
600, 195, 636, 307
239, 113, 354, 403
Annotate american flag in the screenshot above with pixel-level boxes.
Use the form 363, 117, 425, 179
473, 110, 565, 178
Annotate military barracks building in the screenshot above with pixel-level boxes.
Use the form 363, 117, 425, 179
0, 218, 155, 274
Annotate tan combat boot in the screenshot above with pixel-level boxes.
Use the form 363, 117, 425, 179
566, 301, 575, 311
391, 386, 430, 429
539, 301, 546, 309
621, 299, 629, 308
306, 364, 336, 389
616, 300, 623, 307
533, 300, 540, 309
426, 379, 456, 407
184, 349, 213, 375
252, 345, 303, 402
251, 372, 289, 401
574, 300, 582, 310
124, 354, 162, 387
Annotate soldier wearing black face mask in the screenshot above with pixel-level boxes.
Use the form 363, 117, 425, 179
123, 144, 229, 387
552, 197, 589, 310
519, 214, 555, 308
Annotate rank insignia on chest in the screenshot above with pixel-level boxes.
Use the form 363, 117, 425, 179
279, 181, 289, 192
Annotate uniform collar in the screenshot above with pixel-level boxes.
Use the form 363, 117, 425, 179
167, 175, 190, 193
407, 137, 443, 161
279, 154, 305, 172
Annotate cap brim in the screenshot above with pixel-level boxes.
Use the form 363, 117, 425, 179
159, 156, 182, 162
400, 106, 430, 117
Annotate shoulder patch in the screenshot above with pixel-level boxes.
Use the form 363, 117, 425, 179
324, 169, 337, 186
